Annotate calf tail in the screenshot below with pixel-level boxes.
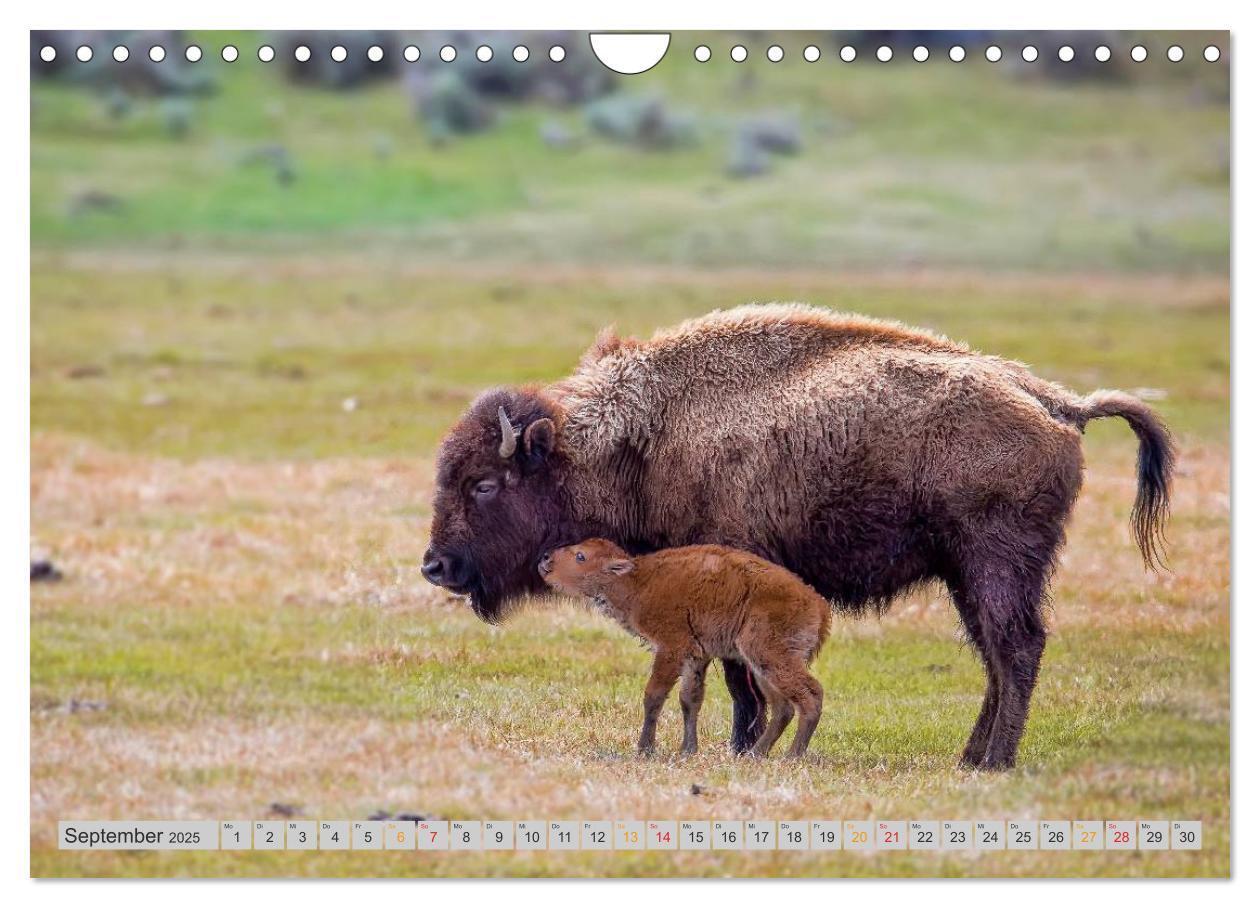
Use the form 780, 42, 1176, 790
1078, 390, 1176, 570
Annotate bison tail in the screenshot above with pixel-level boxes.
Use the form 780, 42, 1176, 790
1079, 390, 1176, 571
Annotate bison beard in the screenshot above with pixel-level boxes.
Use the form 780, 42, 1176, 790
424, 305, 1175, 770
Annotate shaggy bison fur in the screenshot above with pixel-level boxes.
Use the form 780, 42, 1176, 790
423, 304, 1174, 770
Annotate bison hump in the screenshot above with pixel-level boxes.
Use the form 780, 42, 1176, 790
579, 326, 640, 369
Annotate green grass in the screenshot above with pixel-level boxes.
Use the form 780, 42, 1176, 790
30, 261, 1228, 459
30, 591, 1229, 877
32, 597, 1226, 749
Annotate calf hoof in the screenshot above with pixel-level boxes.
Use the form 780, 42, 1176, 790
679, 744, 697, 757
637, 745, 656, 759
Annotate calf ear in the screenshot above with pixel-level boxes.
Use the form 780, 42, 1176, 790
604, 559, 635, 576
522, 418, 556, 472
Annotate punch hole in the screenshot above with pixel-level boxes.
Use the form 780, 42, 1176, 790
1204, 45, 1221, 62
1167, 45, 1184, 62
694, 45, 711, 62
912, 46, 928, 62
477, 45, 493, 62
185, 45, 202, 62
949, 46, 965, 62
803, 45, 820, 62
1094, 46, 1111, 62
549, 45, 566, 62
588, 33, 668, 73
876, 45, 893, 62
1131, 45, 1148, 62
294, 45, 311, 62
1021, 46, 1038, 62
221, 45, 239, 63
767, 45, 784, 62
331, 45, 348, 62
403, 45, 420, 62
731, 45, 748, 62
985, 45, 1002, 62
113, 45, 129, 63
76, 45, 93, 62
149, 46, 166, 62
258, 45, 275, 63
839, 46, 856, 62
513, 45, 529, 62
367, 45, 384, 63
40, 45, 56, 63
1058, 46, 1074, 62
440, 45, 457, 62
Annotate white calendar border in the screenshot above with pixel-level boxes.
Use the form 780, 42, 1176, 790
8, 0, 1248, 904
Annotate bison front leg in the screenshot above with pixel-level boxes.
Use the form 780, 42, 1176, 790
721, 658, 766, 754
638, 651, 684, 757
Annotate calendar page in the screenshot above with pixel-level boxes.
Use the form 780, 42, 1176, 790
28, 24, 1230, 880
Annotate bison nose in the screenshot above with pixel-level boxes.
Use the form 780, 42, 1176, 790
538, 554, 553, 576
422, 551, 454, 586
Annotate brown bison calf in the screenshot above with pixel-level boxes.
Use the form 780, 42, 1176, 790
539, 539, 831, 759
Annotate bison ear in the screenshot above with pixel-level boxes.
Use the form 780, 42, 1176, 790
604, 559, 635, 576
521, 418, 556, 472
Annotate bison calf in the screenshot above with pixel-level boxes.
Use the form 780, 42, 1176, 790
538, 539, 831, 759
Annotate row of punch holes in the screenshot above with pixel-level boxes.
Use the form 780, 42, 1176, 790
40, 41, 1222, 66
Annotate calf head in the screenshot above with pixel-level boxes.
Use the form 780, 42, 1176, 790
538, 538, 635, 598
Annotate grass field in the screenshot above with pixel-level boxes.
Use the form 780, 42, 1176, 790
30, 31, 1229, 878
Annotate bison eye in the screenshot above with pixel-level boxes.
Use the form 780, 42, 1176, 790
473, 480, 499, 500
575, 552, 586, 563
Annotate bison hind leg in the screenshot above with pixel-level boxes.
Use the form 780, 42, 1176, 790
946, 572, 1003, 769
948, 526, 1058, 771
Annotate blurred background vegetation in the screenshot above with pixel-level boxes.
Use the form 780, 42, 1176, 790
29, 30, 1230, 460
31, 30, 1228, 271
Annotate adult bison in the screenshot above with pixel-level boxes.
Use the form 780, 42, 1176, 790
422, 304, 1173, 770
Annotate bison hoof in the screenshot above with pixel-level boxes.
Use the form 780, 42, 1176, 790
971, 755, 1015, 772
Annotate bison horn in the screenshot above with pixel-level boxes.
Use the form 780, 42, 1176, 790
497, 406, 519, 459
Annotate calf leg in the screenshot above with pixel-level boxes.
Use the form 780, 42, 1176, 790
781, 671, 824, 759
638, 650, 684, 757
754, 658, 824, 759
750, 686, 794, 758
722, 658, 766, 754
678, 660, 708, 756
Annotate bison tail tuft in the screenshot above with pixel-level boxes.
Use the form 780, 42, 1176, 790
1080, 390, 1176, 571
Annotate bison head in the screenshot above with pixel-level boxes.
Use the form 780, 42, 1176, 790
423, 387, 571, 622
